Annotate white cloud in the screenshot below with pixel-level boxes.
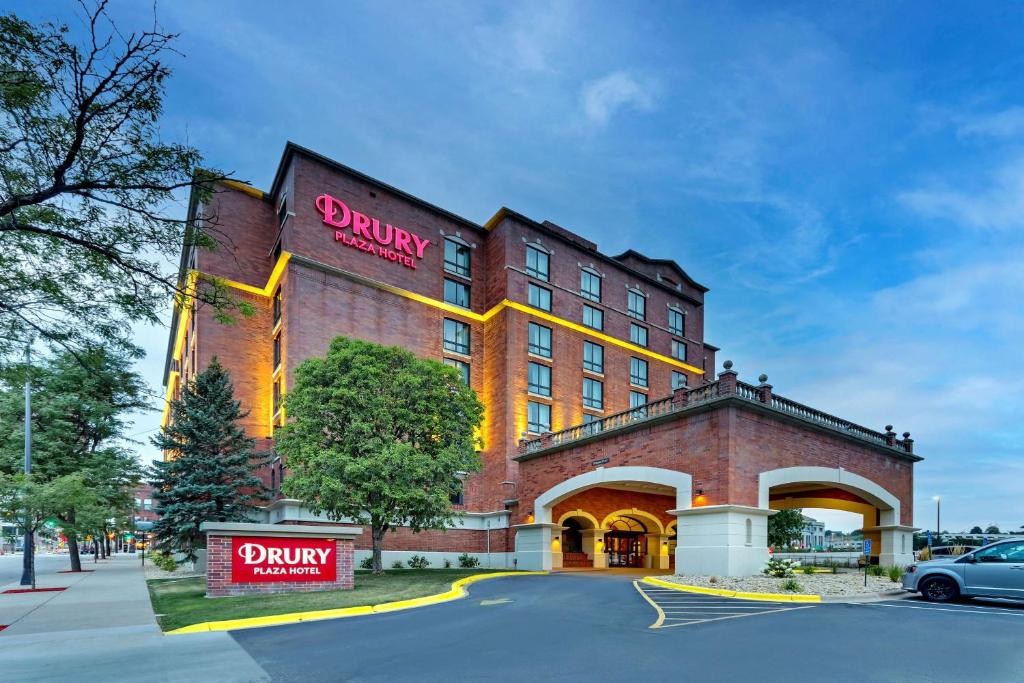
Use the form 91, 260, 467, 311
580, 71, 656, 126
898, 156, 1024, 230
957, 106, 1024, 138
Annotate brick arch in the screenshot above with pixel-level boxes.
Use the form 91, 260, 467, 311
602, 508, 666, 534
758, 466, 900, 526
556, 509, 600, 529
533, 466, 692, 523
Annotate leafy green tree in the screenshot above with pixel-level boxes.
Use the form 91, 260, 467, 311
0, 1, 247, 361
0, 346, 145, 571
150, 359, 269, 563
985, 525, 1001, 535
970, 526, 984, 534
767, 508, 806, 549
277, 337, 485, 574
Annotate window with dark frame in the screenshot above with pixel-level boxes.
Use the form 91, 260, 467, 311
273, 288, 282, 325
630, 390, 648, 409
630, 357, 648, 387
527, 401, 551, 434
273, 334, 281, 370
580, 269, 601, 302
449, 480, 465, 506
583, 377, 604, 410
277, 195, 288, 227
444, 357, 470, 384
583, 304, 604, 331
528, 283, 552, 311
630, 323, 648, 347
443, 318, 470, 355
672, 340, 687, 361
668, 308, 685, 336
526, 245, 550, 281
444, 278, 471, 308
528, 361, 552, 397
444, 238, 471, 277
627, 289, 646, 320
528, 322, 552, 357
672, 371, 688, 390
273, 378, 282, 416
583, 341, 604, 373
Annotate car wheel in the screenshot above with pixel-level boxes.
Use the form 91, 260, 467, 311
920, 576, 960, 603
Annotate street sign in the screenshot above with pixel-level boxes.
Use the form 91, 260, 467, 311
863, 539, 872, 555
863, 539, 873, 587
927, 531, 932, 546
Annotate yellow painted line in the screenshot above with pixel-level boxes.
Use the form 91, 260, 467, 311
633, 580, 665, 629
165, 571, 547, 635
221, 178, 267, 199
641, 576, 822, 603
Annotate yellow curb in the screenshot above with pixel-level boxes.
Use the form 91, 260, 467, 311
641, 576, 822, 603
165, 571, 546, 635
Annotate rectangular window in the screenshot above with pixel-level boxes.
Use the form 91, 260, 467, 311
583, 304, 604, 331
583, 378, 604, 410
672, 371, 688, 390
273, 378, 282, 416
672, 340, 687, 361
630, 390, 648, 409
277, 195, 288, 228
668, 308, 685, 336
273, 288, 282, 325
526, 245, 550, 281
583, 341, 604, 374
444, 358, 470, 384
143, 499, 153, 510
444, 238, 471, 277
273, 334, 281, 370
528, 322, 552, 358
580, 269, 601, 302
450, 480, 465, 506
630, 323, 648, 348
443, 319, 470, 355
627, 290, 646, 321
444, 278, 471, 308
528, 361, 552, 397
527, 401, 551, 434
630, 357, 648, 387
528, 283, 552, 311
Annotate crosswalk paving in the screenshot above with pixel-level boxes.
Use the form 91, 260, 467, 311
633, 582, 816, 629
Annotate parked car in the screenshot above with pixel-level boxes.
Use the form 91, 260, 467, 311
916, 545, 980, 560
903, 538, 1024, 602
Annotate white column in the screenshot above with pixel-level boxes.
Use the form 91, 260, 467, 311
671, 505, 774, 577
647, 533, 672, 570
865, 524, 918, 567
513, 523, 563, 571
581, 529, 608, 569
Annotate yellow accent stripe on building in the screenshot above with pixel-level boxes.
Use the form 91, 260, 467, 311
164, 571, 547, 635
641, 576, 822, 603
221, 178, 267, 199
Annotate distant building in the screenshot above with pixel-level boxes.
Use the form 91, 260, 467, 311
133, 483, 158, 524
800, 516, 825, 549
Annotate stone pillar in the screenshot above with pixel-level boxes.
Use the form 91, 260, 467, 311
671, 505, 774, 577
513, 523, 564, 571
865, 524, 918, 567
717, 361, 738, 395
581, 529, 608, 569
647, 533, 672, 570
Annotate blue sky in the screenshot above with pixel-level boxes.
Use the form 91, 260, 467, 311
18, 1, 1024, 533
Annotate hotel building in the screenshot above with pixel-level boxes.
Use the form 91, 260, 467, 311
164, 143, 921, 575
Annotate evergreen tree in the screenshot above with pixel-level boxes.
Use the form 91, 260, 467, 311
151, 359, 269, 563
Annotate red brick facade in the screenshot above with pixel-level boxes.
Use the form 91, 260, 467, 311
206, 535, 355, 597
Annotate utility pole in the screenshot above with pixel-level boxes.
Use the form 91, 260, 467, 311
19, 341, 34, 587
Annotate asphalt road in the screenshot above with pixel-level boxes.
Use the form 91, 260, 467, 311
233, 572, 1024, 683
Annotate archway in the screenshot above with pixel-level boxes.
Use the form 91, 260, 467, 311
557, 510, 600, 568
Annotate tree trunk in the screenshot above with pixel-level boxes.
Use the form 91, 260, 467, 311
67, 523, 82, 573
104, 531, 111, 557
371, 523, 386, 575
93, 538, 98, 563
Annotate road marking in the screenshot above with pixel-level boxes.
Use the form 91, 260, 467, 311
864, 603, 1024, 618
633, 581, 814, 629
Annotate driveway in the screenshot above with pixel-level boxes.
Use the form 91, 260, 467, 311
232, 572, 1024, 682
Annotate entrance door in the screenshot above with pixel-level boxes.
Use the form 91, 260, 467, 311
605, 532, 646, 567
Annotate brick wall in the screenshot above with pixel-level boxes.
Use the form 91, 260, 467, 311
552, 487, 677, 531
206, 535, 355, 597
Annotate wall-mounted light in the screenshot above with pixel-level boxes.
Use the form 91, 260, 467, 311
526, 513, 535, 524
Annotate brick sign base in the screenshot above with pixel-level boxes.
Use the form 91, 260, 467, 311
201, 522, 361, 598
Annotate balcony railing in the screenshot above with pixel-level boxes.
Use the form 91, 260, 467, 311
519, 367, 914, 457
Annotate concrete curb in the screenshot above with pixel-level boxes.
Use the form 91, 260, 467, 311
641, 576, 822, 603
165, 571, 547, 635
820, 590, 910, 603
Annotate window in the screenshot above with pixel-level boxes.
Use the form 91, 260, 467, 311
630, 323, 648, 347
671, 340, 687, 361
444, 278, 471, 308
583, 341, 604, 373
583, 304, 604, 331
528, 362, 552, 397
630, 357, 648, 387
273, 287, 282, 325
672, 371, 688, 390
273, 378, 282, 416
444, 238, 471, 277
450, 480, 465, 506
629, 390, 648, 413
527, 401, 551, 434
443, 319, 470, 355
973, 541, 1024, 563
583, 378, 603, 410
582, 412, 603, 435
528, 283, 552, 311
580, 269, 601, 302
526, 245, 550, 281
444, 358, 470, 384
143, 499, 153, 510
528, 322, 552, 358
668, 308, 685, 336
273, 334, 281, 370
277, 195, 288, 227
627, 289, 646, 320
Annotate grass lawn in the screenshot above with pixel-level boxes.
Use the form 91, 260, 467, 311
148, 568, 507, 632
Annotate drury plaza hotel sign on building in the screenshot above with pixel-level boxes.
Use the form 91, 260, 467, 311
166, 142, 922, 589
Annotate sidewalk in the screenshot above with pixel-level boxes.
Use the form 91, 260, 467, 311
0, 553, 269, 682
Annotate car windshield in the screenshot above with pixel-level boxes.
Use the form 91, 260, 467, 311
973, 541, 1024, 562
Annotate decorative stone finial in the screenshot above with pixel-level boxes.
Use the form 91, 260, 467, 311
723, 360, 733, 370
885, 425, 893, 432
903, 431, 911, 439
758, 373, 768, 384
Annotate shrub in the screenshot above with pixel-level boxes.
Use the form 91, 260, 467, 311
763, 558, 799, 578
457, 553, 480, 568
917, 547, 932, 561
359, 556, 373, 570
443, 559, 452, 569
391, 560, 405, 569
801, 563, 816, 575
868, 564, 886, 577
829, 561, 839, 574
708, 576, 718, 584
782, 578, 801, 592
407, 554, 431, 570
887, 565, 903, 583
151, 551, 177, 572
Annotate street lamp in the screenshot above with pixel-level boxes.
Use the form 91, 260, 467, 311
19, 340, 34, 587
932, 496, 941, 546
